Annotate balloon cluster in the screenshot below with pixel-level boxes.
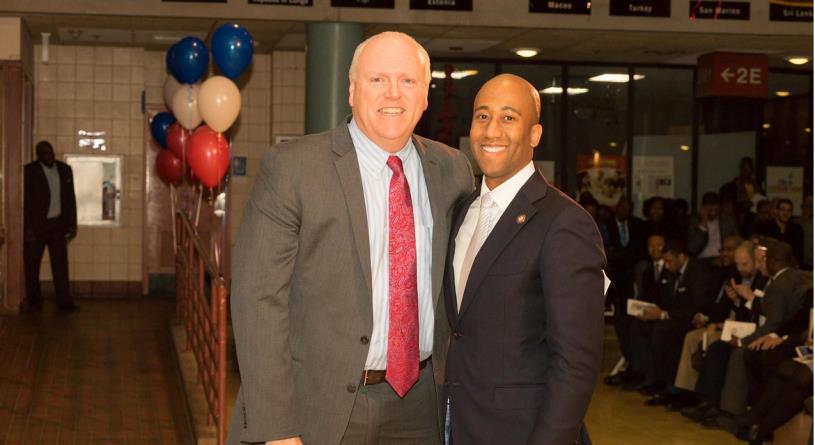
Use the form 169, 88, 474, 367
151, 23, 254, 188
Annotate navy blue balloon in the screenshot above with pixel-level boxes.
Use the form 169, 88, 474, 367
150, 112, 176, 149
168, 37, 209, 84
211, 23, 254, 79
165, 43, 177, 73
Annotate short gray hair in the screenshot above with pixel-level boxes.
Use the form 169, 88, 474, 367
348, 31, 431, 84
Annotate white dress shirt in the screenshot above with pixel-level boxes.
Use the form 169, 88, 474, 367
453, 162, 536, 298
699, 219, 722, 258
348, 119, 434, 370
40, 162, 62, 218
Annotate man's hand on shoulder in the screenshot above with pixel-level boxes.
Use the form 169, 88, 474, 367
266, 437, 303, 445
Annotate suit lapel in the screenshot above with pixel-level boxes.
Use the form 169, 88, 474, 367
445, 188, 479, 326
456, 171, 549, 323
414, 137, 445, 309
332, 125, 374, 306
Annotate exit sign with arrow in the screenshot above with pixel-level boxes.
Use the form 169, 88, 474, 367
696, 52, 768, 98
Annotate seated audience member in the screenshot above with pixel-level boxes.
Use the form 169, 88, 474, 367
737, 289, 813, 444
671, 199, 690, 245
606, 233, 666, 386
802, 195, 812, 269
688, 192, 739, 262
689, 241, 810, 424
579, 194, 610, 247
673, 240, 767, 409
607, 198, 646, 354
740, 199, 772, 239
759, 198, 805, 267
627, 239, 712, 405
643, 197, 678, 242
719, 157, 760, 226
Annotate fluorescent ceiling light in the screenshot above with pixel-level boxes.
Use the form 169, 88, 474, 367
431, 69, 479, 80
786, 56, 810, 65
776, 90, 791, 97
539, 87, 589, 95
588, 74, 645, 83
513, 48, 539, 58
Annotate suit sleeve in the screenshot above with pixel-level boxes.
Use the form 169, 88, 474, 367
230, 148, 302, 442
529, 205, 607, 444
64, 165, 77, 229
23, 166, 33, 232
668, 266, 710, 322
687, 221, 708, 256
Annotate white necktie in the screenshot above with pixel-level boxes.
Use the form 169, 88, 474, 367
457, 193, 497, 310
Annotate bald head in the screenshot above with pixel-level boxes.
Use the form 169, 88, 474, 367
348, 32, 431, 84
476, 74, 541, 122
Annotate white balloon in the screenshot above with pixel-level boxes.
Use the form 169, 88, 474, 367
172, 84, 202, 130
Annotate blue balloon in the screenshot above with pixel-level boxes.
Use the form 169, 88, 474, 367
150, 112, 175, 149
165, 43, 177, 73
168, 37, 209, 84
211, 23, 254, 79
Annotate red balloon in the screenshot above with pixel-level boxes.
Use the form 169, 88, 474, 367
166, 123, 191, 160
156, 150, 183, 185
187, 125, 230, 188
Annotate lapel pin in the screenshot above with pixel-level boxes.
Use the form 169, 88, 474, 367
516, 214, 526, 224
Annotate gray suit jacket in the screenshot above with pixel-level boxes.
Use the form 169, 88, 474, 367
227, 121, 474, 444
687, 216, 739, 257
743, 268, 812, 344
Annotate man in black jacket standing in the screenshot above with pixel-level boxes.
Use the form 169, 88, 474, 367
23, 141, 78, 312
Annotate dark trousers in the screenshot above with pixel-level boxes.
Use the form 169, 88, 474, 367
24, 218, 71, 306
695, 340, 732, 404
630, 319, 688, 385
746, 359, 813, 440
341, 364, 440, 445
609, 277, 634, 361
744, 340, 797, 405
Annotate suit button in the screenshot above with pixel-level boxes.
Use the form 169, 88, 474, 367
360, 336, 369, 345
346, 384, 357, 393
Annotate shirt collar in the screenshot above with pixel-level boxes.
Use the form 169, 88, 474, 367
40, 161, 56, 170
772, 267, 790, 281
476, 161, 536, 212
679, 260, 688, 277
348, 118, 414, 177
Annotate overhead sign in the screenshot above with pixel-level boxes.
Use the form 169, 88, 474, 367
331, 0, 394, 7
689, 0, 750, 20
529, 0, 591, 14
696, 52, 768, 98
770, 0, 813, 21
410, 0, 471, 10
250, 0, 312, 4
610, 0, 671, 17
162, 0, 227, 2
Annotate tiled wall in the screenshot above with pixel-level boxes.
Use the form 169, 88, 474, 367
31, 43, 303, 294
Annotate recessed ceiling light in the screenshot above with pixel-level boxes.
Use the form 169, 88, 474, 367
513, 48, 539, 58
786, 56, 810, 65
430, 69, 479, 80
805, 128, 811, 133
609, 141, 618, 148
588, 74, 645, 83
539, 87, 589, 95
776, 90, 791, 97
680, 144, 689, 151
762, 123, 771, 129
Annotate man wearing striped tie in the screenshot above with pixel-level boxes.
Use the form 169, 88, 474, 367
444, 74, 606, 444
228, 32, 473, 445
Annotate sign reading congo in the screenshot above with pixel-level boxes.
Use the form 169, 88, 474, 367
695, 52, 768, 98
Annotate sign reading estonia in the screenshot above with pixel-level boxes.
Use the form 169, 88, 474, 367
529, 0, 591, 15
249, 0, 312, 5
689, 1, 750, 20
529, 0, 591, 14
696, 52, 768, 98
331, 0, 394, 7
609, 0, 671, 17
770, 0, 813, 21
410, 0, 472, 10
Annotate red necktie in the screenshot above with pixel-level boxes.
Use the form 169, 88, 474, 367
385, 155, 419, 398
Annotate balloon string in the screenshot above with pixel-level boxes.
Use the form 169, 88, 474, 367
195, 184, 203, 230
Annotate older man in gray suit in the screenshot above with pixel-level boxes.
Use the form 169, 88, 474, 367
227, 32, 473, 445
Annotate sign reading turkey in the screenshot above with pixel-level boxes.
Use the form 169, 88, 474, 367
696, 52, 768, 98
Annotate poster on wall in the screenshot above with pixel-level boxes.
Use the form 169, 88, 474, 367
410, 0, 471, 10
610, 0, 671, 17
770, 0, 812, 21
766, 166, 804, 216
331, 0, 394, 8
529, 0, 591, 14
576, 154, 627, 207
689, 1, 750, 20
249, 0, 312, 5
632, 155, 674, 215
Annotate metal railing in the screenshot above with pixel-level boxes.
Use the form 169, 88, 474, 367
175, 209, 228, 445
